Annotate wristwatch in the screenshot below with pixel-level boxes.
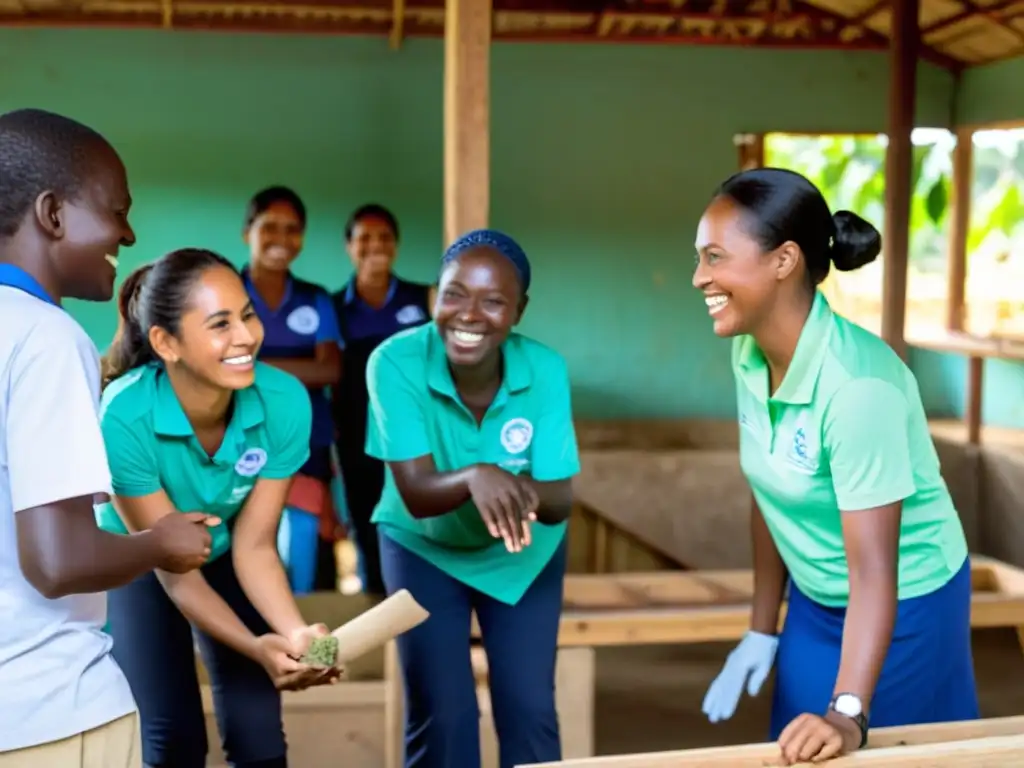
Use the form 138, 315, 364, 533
828, 693, 868, 748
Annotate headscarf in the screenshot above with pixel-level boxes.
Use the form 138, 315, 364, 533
440, 228, 531, 293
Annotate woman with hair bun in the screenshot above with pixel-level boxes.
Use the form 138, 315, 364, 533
694, 168, 977, 764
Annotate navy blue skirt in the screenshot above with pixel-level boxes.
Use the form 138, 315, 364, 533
770, 556, 979, 740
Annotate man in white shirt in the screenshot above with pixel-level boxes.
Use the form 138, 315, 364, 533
0, 109, 218, 766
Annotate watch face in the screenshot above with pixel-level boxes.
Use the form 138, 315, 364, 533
834, 694, 863, 717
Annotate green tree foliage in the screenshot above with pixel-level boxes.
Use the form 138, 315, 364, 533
765, 130, 1024, 271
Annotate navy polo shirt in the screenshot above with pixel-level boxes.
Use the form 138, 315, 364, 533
242, 267, 341, 465
335, 276, 431, 342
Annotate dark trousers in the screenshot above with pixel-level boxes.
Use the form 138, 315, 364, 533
379, 531, 565, 768
340, 452, 386, 597
107, 551, 286, 768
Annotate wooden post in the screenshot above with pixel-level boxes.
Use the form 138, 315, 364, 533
879, 0, 919, 358
966, 357, 984, 445
946, 128, 972, 333
443, 0, 491, 246
946, 127, 983, 445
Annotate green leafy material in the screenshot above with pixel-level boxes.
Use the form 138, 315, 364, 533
925, 178, 949, 225
301, 635, 339, 668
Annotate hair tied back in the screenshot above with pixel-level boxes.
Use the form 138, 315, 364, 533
829, 210, 882, 273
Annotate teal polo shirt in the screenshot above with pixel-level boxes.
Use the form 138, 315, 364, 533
365, 324, 580, 605
734, 291, 968, 607
95, 361, 312, 561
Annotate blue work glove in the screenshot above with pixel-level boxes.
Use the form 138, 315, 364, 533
701, 630, 779, 723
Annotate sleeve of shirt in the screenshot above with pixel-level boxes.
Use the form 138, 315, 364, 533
262, 375, 313, 479
530, 354, 581, 482
823, 377, 917, 511
7, 324, 112, 512
101, 409, 162, 498
365, 347, 431, 462
314, 289, 343, 348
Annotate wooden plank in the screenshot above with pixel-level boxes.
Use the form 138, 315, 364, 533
518, 729, 1024, 767
463, 558, 1024, 644
544, 558, 1024, 646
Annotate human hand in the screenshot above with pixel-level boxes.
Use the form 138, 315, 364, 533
701, 630, 779, 723
776, 712, 861, 764
251, 633, 338, 691
288, 623, 330, 657
151, 512, 221, 573
467, 465, 539, 553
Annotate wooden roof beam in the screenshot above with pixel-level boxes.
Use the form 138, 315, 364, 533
389, 0, 405, 47
959, 0, 1024, 50
923, 0, 1016, 36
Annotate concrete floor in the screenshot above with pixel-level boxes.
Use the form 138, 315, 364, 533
592, 628, 1024, 756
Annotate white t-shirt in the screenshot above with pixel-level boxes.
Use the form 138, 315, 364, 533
0, 286, 136, 751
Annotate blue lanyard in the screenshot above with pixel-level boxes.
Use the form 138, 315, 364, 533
0, 264, 60, 307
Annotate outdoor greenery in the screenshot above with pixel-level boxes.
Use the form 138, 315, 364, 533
765, 129, 1024, 338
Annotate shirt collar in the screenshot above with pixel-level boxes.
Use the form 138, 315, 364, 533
343, 275, 397, 307
152, 363, 266, 437
241, 265, 293, 313
0, 264, 60, 307
426, 325, 532, 405
735, 290, 833, 406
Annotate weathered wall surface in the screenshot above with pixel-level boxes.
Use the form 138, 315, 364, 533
572, 420, 1012, 570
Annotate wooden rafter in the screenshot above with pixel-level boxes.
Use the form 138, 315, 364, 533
0, 0, 1004, 68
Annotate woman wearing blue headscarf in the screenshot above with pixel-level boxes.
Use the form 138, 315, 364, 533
364, 230, 579, 768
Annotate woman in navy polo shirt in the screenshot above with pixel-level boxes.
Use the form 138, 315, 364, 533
241, 186, 343, 594
331, 204, 433, 598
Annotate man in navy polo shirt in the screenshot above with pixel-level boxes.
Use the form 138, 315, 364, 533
241, 186, 343, 595
331, 203, 433, 598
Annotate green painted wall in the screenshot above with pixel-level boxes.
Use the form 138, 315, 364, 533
957, 56, 1024, 125
1, 29, 956, 419
909, 55, 1024, 429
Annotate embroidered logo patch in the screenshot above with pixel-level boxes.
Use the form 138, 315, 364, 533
395, 304, 426, 325
286, 305, 320, 335
500, 418, 533, 455
235, 448, 268, 477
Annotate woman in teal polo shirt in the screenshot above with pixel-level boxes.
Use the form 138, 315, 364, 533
365, 229, 579, 768
694, 168, 978, 764
98, 248, 340, 768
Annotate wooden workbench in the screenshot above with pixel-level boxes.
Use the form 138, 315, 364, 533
518, 715, 1024, 766
548, 554, 1024, 648
384, 556, 1024, 768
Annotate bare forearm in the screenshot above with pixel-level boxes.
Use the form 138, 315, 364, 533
397, 466, 475, 519
157, 570, 259, 659
750, 498, 787, 635
833, 573, 897, 709
264, 357, 341, 388
16, 503, 164, 598
234, 545, 307, 638
523, 478, 573, 524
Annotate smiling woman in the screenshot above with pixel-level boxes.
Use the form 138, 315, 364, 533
693, 168, 977, 766
96, 249, 341, 768
365, 229, 579, 768
240, 186, 344, 597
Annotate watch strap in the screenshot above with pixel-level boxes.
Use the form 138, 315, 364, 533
828, 695, 868, 748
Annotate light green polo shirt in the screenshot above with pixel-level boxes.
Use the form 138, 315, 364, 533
734, 291, 968, 607
365, 324, 580, 605
95, 361, 312, 562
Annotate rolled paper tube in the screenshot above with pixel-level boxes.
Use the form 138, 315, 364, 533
329, 589, 430, 665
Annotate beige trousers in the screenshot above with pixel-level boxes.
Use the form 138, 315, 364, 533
0, 712, 141, 768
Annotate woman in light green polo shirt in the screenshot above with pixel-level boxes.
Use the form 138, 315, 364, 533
365, 229, 580, 768
694, 168, 977, 765
97, 248, 340, 768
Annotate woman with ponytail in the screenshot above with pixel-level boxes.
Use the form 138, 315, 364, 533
96, 248, 342, 768
693, 168, 977, 764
